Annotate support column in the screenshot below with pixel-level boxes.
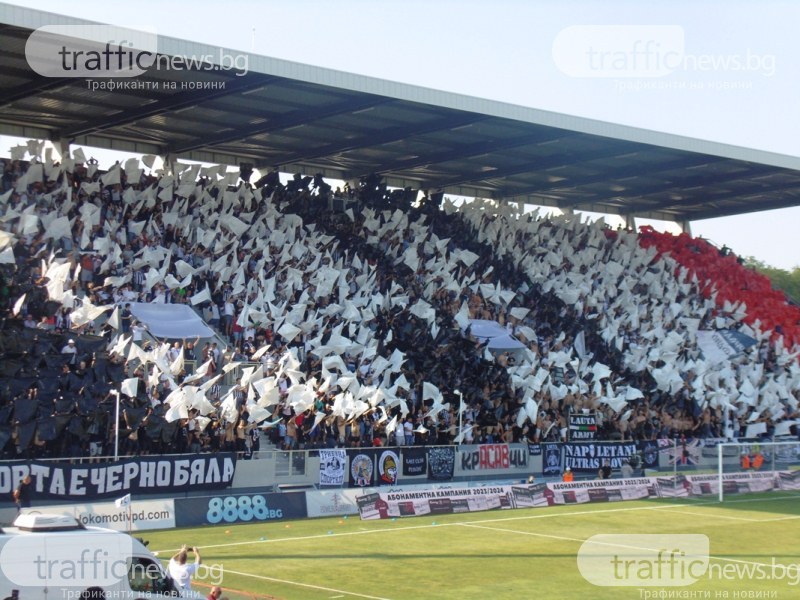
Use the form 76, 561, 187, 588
164, 154, 176, 177
56, 138, 71, 162
678, 219, 692, 236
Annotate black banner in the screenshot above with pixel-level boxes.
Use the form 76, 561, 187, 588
543, 443, 562, 476
638, 440, 659, 469
427, 447, 455, 481
527, 443, 542, 456
563, 442, 639, 472
175, 491, 306, 526
377, 450, 400, 486
402, 447, 427, 477
0, 454, 236, 501
348, 450, 376, 488
569, 413, 597, 441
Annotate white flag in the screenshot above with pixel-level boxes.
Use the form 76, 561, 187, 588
115, 493, 131, 508
12, 294, 26, 317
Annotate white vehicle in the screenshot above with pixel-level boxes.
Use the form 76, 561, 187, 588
0, 513, 197, 598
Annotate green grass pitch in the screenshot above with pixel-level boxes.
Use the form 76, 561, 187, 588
143, 493, 800, 600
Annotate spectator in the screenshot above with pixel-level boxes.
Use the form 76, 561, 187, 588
207, 586, 228, 600
61, 338, 78, 366
168, 545, 202, 593
13, 474, 33, 511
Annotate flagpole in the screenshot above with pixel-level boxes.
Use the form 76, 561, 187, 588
112, 390, 120, 461
455, 389, 463, 445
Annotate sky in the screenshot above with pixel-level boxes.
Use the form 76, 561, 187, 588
3, 0, 800, 269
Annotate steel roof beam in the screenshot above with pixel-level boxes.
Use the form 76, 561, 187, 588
355, 128, 577, 181
260, 112, 488, 169
169, 94, 392, 155
59, 74, 282, 139
503, 156, 728, 202
429, 140, 638, 189
620, 171, 795, 213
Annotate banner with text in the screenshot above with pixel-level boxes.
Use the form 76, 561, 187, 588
319, 449, 346, 487
0, 454, 236, 500
356, 485, 514, 520
356, 472, 791, 520
460, 444, 528, 471
562, 442, 639, 472
696, 329, 757, 364
569, 413, 597, 441
402, 447, 427, 477
20, 498, 175, 532
174, 491, 307, 526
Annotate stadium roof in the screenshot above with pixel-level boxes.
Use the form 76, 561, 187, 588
2, 3, 800, 222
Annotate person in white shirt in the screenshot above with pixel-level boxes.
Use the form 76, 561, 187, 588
223, 300, 235, 337
168, 342, 182, 363
394, 424, 406, 446
403, 417, 414, 446
61, 339, 78, 365
131, 321, 147, 343
168, 545, 201, 592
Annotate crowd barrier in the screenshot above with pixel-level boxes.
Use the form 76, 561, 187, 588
6, 438, 792, 504
14, 470, 798, 533
355, 470, 800, 521
174, 491, 307, 526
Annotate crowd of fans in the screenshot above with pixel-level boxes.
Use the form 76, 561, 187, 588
0, 148, 798, 460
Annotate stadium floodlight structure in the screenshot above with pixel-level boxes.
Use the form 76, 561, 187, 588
716, 440, 800, 502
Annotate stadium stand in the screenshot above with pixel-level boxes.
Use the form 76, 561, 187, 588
0, 151, 798, 460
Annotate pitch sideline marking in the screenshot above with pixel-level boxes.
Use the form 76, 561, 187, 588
154, 494, 800, 555
654, 508, 762, 522
222, 568, 392, 600
156, 501, 690, 554
459, 522, 788, 570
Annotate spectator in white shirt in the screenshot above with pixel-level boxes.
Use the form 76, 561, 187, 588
168, 545, 201, 593
131, 321, 147, 343
61, 339, 78, 365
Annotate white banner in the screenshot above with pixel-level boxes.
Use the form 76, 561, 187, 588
696, 329, 757, 364
356, 472, 792, 520
20, 498, 175, 531
319, 449, 346, 487
129, 302, 215, 339
305, 489, 361, 517
307, 483, 457, 518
